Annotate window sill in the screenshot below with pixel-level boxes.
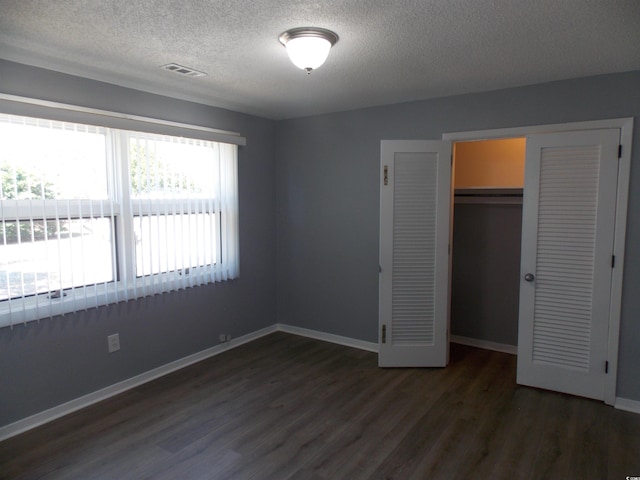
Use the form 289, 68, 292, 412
0, 266, 230, 329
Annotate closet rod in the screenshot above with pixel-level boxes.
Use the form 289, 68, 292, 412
454, 188, 523, 205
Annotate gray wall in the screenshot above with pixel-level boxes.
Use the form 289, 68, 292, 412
276, 70, 640, 401
0, 60, 277, 426
451, 202, 522, 346
2, 61, 639, 429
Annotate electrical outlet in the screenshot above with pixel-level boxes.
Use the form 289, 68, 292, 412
219, 333, 227, 343
225, 334, 232, 342
107, 333, 120, 353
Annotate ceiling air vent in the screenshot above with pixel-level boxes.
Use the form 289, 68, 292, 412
160, 63, 207, 77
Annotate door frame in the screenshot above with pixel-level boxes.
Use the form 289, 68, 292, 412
443, 117, 633, 406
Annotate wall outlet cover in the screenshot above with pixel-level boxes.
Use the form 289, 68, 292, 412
107, 333, 120, 353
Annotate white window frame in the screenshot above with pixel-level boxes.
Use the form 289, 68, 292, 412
0, 95, 244, 328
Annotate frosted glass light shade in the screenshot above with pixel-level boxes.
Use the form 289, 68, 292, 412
279, 28, 339, 74
286, 36, 332, 71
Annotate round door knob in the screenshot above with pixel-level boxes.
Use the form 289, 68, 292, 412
524, 273, 535, 282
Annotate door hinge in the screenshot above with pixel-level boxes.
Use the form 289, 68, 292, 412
605, 360, 609, 374
383, 165, 388, 185
612, 255, 615, 268
381, 324, 387, 344
618, 145, 622, 159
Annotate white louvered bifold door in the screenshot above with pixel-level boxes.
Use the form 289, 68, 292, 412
517, 129, 619, 400
379, 140, 451, 367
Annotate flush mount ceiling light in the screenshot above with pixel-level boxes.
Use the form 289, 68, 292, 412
278, 27, 339, 74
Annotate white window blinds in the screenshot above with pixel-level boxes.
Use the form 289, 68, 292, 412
0, 112, 239, 328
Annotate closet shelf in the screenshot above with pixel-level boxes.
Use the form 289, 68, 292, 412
454, 188, 523, 205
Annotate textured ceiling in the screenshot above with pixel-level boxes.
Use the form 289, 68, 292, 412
1, 0, 639, 120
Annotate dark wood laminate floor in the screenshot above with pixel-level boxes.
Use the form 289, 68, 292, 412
1, 332, 639, 480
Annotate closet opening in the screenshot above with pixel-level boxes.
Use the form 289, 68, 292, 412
450, 137, 525, 355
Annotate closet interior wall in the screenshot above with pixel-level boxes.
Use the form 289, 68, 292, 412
450, 139, 525, 349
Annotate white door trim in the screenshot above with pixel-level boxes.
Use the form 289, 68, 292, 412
443, 118, 633, 406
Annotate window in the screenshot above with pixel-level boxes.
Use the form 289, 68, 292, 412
0, 112, 238, 327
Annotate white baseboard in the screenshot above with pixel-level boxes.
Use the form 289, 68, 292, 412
5, 323, 632, 443
0, 324, 278, 442
276, 326, 518, 357
615, 397, 640, 414
0, 324, 375, 442
277, 324, 379, 353
450, 335, 517, 355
